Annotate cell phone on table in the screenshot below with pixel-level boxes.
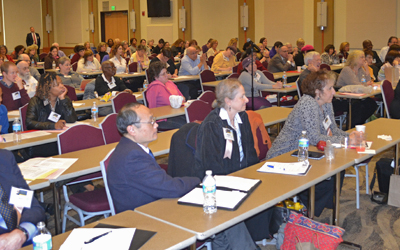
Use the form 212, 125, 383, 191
291, 150, 325, 160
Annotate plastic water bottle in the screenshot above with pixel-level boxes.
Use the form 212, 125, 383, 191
143, 80, 148, 90
298, 131, 309, 163
31, 58, 35, 66
52, 61, 56, 69
203, 170, 217, 214
33, 222, 52, 250
282, 71, 287, 85
137, 61, 142, 73
361, 74, 366, 84
91, 102, 98, 122
12, 118, 22, 142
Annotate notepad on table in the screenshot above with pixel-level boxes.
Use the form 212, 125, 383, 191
258, 161, 312, 176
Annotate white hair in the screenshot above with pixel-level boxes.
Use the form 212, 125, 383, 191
304, 51, 320, 66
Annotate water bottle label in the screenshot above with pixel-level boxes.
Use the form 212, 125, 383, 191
91, 107, 98, 113
299, 139, 309, 147
33, 235, 52, 250
203, 185, 216, 194
13, 124, 21, 131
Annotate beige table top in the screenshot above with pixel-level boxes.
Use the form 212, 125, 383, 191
77, 71, 102, 76
151, 105, 186, 120
75, 89, 83, 96
28, 179, 50, 191
334, 88, 381, 99
202, 80, 298, 94
21, 210, 196, 250
254, 107, 292, 126
115, 72, 146, 79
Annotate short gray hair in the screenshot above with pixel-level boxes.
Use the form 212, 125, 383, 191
304, 51, 320, 66
116, 103, 143, 134
58, 56, 70, 65
213, 79, 242, 109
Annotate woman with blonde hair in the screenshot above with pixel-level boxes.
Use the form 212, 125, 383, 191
206, 39, 219, 58
228, 38, 241, 54
26, 44, 39, 63
95, 42, 108, 63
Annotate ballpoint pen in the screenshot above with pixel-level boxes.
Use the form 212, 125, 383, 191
84, 231, 112, 244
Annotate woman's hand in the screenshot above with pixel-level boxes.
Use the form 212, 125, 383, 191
123, 89, 133, 94
273, 81, 283, 89
58, 86, 68, 100
55, 120, 66, 130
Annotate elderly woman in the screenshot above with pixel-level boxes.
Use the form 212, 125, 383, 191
44, 46, 59, 69
266, 70, 358, 216
11, 45, 25, 60
57, 56, 84, 89
150, 47, 178, 77
26, 72, 77, 130
77, 50, 101, 72
171, 38, 184, 57
26, 44, 39, 64
338, 42, 350, 61
377, 50, 400, 81
238, 57, 282, 109
146, 61, 186, 130
109, 44, 127, 74
0, 45, 14, 63
206, 39, 219, 58
321, 44, 339, 65
95, 42, 108, 63
130, 44, 150, 70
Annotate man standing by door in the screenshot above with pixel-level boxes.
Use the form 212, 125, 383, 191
26, 27, 40, 55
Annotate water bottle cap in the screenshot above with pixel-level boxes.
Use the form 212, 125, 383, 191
302, 130, 306, 134
205, 170, 212, 175
37, 221, 45, 228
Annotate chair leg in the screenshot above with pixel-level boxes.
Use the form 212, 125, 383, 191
365, 164, 369, 195
78, 209, 85, 227
354, 166, 360, 209
62, 204, 69, 233
40, 192, 44, 203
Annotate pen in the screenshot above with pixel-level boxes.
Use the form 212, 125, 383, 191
84, 231, 112, 244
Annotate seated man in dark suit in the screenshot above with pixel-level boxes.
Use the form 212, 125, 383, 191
107, 103, 258, 250
267, 45, 296, 73
0, 149, 46, 249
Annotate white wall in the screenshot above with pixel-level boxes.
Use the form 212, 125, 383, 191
191, 0, 238, 48
3, 0, 42, 50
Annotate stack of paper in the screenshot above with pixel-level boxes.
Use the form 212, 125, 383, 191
19, 157, 78, 180
1, 131, 51, 143
258, 162, 311, 176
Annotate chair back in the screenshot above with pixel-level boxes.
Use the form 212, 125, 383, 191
262, 61, 269, 70
19, 103, 28, 131
235, 53, 242, 62
99, 113, 121, 144
80, 79, 94, 91
142, 89, 149, 107
198, 90, 216, 109
200, 69, 217, 92
39, 53, 48, 61
256, 127, 269, 161
295, 77, 303, 97
125, 57, 130, 65
71, 62, 78, 72
101, 54, 110, 63
382, 80, 395, 118
207, 56, 214, 67
233, 65, 238, 73
320, 64, 331, 71
100, 149, 116, 215
227, 73, 240, 79
57, 124, 105, 154
128, 62, 137, 73
64, 85, 78, 101
145, 69, 150, 83
262, 70, 275, 81
185, 100, 212, 123
111, 92, 137, 113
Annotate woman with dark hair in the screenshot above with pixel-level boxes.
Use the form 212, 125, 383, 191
11, 45, 25, 59
267, 70, 360, 216
26, 72, 77, 130
71, 45, 85, 66
171, 38, 184, 57
259, 37, 269, 51
268, 41, 283, 58
150, 47, 178, 77
106, 38, 114, 53
109, 44, 127, 74
377, 50, 400, 81
77, 50, 101, 72
0, 45, 14, 63
129, 37, 137, 54
44, 46, 59, 69
338, 42, 350, 61
321, 44, 339, 65
146, 61, 186, 130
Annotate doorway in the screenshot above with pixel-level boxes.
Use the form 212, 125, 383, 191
101, 11, 128, 43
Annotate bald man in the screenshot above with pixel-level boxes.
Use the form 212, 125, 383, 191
17, 61, 37, 98
18, 54, 41, 81
179, 46, 209, 76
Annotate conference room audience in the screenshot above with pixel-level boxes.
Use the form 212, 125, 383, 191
109, 44, 127, 74
294, 44, 314, 67
17, 61, 37, 98
130, 44, 150, 71
95, 42, 108, 63
152, 39, 165, 55
179, 46, 209, 75
52, 43, 66, 58
129, 37, 137, 54
0, 87, 9, 134
377, 50, 400, 81
268, 45, 296, 73
206, 39, 219, 58
70, 45, 85, 68
19, 54, 41, 81
338, 42, 350, 61
238, 57, 282, 109
121, 41, 131, 59
0, 45, 14, 63
57, 56, 84, 89
336, 50, 378, 126
364, 50, 379, 81
150, 48, 178, 77
146, 61, 186, 130
44, 46, 59, 69
379, 36, 398, 62
11, 45, 25, 60
202, 38, 213, 54
25, 44, 39, 64
266, 70, 356, 216
211, 46, 237, 72
77, 50, 101, 73
26, 72, 77, 130
171, 38, 184, 57
268, 41, 283, 58
94, 61, 132, 97
106, 38, 114, 53
362, 40, 382, 68
0, 62, 30, 111
321, 44, 339, 65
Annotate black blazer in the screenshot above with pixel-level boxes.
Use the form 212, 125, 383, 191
26, 32, 41, 49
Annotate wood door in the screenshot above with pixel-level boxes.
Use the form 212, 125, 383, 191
101, 11, 128, 42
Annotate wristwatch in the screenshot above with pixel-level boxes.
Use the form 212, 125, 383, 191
16, 225, 29, 242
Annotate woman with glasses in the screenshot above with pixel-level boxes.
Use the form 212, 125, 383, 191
146, 61, 186, 130
57, 56, 84, 89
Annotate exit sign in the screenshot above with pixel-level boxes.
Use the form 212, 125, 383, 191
111, 6, 116, 10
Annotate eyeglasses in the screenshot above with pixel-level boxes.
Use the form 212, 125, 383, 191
133, 117, 157, 126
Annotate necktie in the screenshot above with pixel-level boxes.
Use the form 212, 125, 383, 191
149, 149, 155, 159
33, 33, 37, 44
0, 183, 17, 231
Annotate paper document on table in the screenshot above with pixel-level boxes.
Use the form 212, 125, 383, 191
258, 162, 311, 176
178, 187, 247, 210
65, 121, 93, 127
214, 175, 260, 192
60, 228, 136, 250
73, 103, 85, 107
1, 131, 51, 143
19, 157, 78, 180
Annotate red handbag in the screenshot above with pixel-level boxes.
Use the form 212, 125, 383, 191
281, 211, 345, 250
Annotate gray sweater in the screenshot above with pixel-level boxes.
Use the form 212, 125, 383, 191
336, 66, 371, 87
238, 70, 275, 97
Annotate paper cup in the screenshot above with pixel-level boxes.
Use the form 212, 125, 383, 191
297, 66, 301, 72
355, 125, 366, 133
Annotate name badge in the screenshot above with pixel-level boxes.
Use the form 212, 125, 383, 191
223, 128, 234, 141
254, 73, 261, 82
9, 187, 34, 211
107, 82, 117, 89
323, 115, 332, 130
48, 111, 61, 123
64, 75, 71, 78
12, 91, 21, 100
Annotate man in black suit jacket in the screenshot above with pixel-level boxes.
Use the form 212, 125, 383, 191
267, 45, 296, 73
26, 27, 40, 54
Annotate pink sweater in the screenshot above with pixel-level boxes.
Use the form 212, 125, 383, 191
146, 80, 183, 109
